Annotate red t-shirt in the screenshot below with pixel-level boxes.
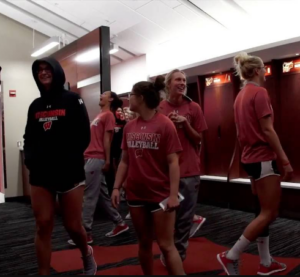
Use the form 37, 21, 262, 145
122, 112, 182, 203
159, 98, 208, 178
84, 111, 115, 160
234, 82, 276, 164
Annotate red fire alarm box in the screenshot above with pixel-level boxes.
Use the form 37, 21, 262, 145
9, 90, 16, 97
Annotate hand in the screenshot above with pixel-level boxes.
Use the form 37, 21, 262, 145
174, 115, 187, 123
168, 112, 186, 124
168, 112, 177, 121
166, 196, 180, 212
102, 162, 110, 173
111, 189, 120, 209
282, 163, 293, 181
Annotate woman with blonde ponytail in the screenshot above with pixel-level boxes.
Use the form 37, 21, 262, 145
217, 52, 292, 276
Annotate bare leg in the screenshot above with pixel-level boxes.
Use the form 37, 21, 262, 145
31, 186, 56, 275
153, 210, 185, 275
243, 176, 281, 241
59, 185, 89, 257
130, 207, 154, 275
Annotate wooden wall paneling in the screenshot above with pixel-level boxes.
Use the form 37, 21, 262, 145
79, 82, 101, 121
76, 28, 101, 83
51, 41, 78, 92
59, 54, 78, 93
100, 26, 111, 93
279, 70, 300, 182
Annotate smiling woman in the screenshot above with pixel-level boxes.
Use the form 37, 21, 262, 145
158, 69, 208, 263
25, 57, 95, 275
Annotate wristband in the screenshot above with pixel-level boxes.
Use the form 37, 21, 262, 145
283, 162, 290, 167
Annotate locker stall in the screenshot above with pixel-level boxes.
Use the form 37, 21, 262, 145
199, 72, 237, 177
278, 58, 300, 182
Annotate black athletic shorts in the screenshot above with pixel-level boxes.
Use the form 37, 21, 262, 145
242, 160, 280, 181
127, 201, 162, 213
30, 180, 85, 194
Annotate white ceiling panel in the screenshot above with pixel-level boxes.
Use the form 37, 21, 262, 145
174, 4, 209, 27
82, 1, 143, 34
136, 0, 191, 35
119, 0, 152, 10
6, 0, 87, 37
130, 19, 172, 44
0, 0, 76, 42
45, 1, 111, 26
189, 0, 251, 30
32, 0, 86, 26
160, 0, 181, 9
116, 29, 156, 55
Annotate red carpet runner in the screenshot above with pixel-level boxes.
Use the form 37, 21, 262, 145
51, 238, 300, 275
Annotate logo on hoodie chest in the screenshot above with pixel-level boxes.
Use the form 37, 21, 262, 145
35, 109, 66, 122
36, 109, 66, 131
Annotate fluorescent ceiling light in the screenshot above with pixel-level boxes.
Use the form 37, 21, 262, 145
31, 36, 60, 57
75, 48, 100, 63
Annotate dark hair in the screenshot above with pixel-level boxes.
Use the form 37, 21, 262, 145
110, 91, 123, 112
132, 78, 166, 109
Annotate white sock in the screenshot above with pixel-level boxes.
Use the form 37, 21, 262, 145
226, 235, 251, 260
257, 237, 272, 266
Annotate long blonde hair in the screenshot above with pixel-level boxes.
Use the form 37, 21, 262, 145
234, 52, 263, 80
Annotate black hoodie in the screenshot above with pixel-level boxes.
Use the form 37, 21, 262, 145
23, 57, 91, 190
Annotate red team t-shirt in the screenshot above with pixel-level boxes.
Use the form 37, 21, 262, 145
159, 97, 208, 178
234, 82, 276, 164
84, 111, 115, 160
122, 112, 182, 203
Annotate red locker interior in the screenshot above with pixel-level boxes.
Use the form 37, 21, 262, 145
199, 73, 236, 177
279, 70, 300, 182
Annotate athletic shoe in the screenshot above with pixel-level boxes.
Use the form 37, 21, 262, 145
82, 246, 97, 275
217, 251, 240, 275
160, 254, 166, 267
68, 234, 93, 246
257, 258, 287, 275
105, 223, 129, 238
189, 216, 206, 238
125, 213, 131, 220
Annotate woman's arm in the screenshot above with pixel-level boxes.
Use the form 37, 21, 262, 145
111, 150, 129, 208
166, 152, 180, 211
259, 116, 293, 179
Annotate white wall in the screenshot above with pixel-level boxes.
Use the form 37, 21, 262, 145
0, 14, 48, 197
0, 192, 4, 203
111, 55, 148, 94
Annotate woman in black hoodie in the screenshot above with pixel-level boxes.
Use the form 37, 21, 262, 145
24, 57, 97, 275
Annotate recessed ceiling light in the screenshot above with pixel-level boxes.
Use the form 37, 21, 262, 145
212, 71, 215, 73
296, 53, 299, 56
